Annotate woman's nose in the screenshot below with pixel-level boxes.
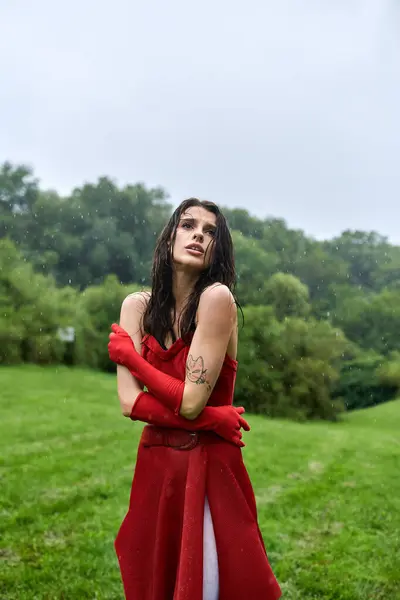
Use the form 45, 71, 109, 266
193, 230, 204, 241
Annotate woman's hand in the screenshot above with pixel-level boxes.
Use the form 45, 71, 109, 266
108, 325, 136, 367
209, 405, 250, 447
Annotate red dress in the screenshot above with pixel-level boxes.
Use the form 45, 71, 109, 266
115, 334, 282, 600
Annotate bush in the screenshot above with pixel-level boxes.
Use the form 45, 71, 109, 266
0, 239, 75, 364
235, 306, 348, 421
75, 275, 142, 370
332, 352, 398, 411
0, 240, 141, 368
376, 352, 400, 395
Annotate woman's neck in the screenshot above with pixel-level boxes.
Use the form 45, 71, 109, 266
172, 268, 198, 316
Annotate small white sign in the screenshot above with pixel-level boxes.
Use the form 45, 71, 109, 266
57, 327, 75, 342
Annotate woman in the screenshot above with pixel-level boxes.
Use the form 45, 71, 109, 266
108, 198, 281, 600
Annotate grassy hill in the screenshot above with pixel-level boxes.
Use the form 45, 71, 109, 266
1, 365, 399, 599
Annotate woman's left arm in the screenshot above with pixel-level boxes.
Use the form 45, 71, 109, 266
179, 284, 237, 419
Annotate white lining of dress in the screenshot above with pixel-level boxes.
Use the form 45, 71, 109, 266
203, 496, 219, 600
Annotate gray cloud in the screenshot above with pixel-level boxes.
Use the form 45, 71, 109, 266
1, 0, 399, 241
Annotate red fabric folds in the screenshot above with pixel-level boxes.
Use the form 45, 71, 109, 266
114, 335, 281, 600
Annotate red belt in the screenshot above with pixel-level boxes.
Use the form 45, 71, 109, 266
141, 426, 221, 451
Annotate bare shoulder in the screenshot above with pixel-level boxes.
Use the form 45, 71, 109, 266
200, 283, 236, 307
198, 283, 237, 327
120, 291, 151, 336
121, 290, 151, 313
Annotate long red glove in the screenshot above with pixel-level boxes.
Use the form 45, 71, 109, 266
131, 390, 250, 447
108, 323, 185, 414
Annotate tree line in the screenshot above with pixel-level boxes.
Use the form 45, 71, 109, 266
2, 160, 400, 421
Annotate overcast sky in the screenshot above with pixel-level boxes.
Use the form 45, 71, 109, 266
1, 0, 399, 242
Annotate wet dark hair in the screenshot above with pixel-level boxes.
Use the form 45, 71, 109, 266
143, 198, 238, 348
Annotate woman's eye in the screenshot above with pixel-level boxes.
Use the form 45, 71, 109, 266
207, 230, 216, 236
181, 222, 192, 229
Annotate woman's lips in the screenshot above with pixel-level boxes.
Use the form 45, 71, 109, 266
185, 247, 204, 256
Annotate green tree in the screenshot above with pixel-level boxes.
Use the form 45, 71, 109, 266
232, 231, 279, 305
0, 239, 76, 364
264, 273, 310, 320
334, 288, 400, 355
222, 207, 264, 239
236, 306, 348, 420
333, 351, 397, 411
0, 162, 39, 242
0, 162, 173, 289
324, 230, 393, 291
76, 275, 144, 370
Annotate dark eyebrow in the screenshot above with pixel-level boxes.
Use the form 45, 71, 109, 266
180, 216, 216, 230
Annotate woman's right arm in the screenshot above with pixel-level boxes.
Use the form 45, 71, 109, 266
116, 292, 149, 417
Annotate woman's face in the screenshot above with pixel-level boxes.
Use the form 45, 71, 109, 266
171, 206, 217, 272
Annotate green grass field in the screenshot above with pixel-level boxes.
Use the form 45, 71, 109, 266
1, 365, 400, 599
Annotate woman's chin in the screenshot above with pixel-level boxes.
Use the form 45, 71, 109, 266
173, 255, 207, 273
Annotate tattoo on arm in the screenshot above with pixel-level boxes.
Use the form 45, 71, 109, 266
186, 354, 212, 393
